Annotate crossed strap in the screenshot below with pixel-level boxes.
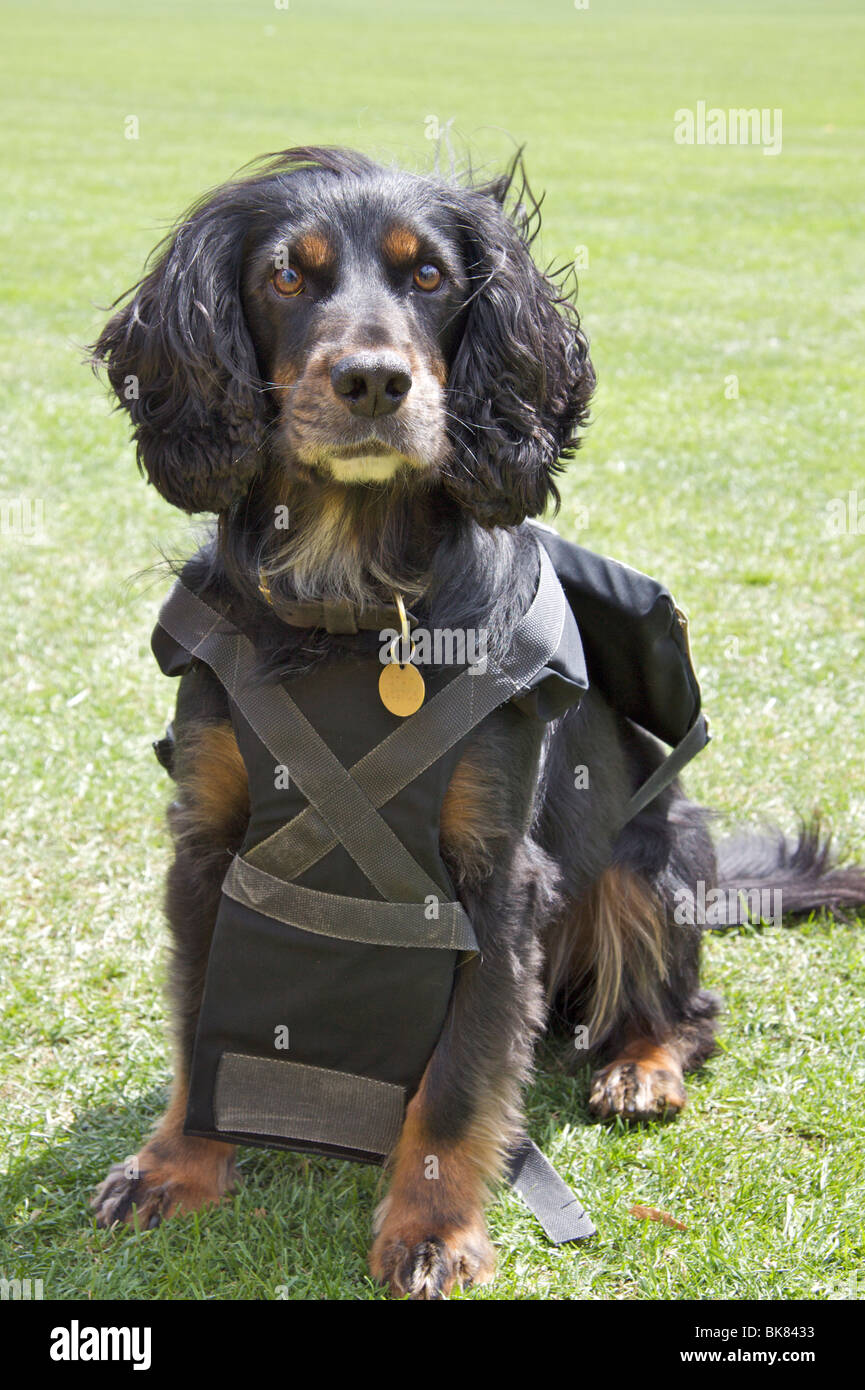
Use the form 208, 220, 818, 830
155, 539, 568, 955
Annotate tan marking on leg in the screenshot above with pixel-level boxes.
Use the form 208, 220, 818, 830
545, 864, 669, 1041
369, 1075, 499, 1299
181, 722, 249, 845
91, 1074, 237, 1228
618, 1038, 684, 1072
589, 1034, 687, 1122
440, 751, 510, 886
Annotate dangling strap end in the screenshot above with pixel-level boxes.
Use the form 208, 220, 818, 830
505, 1138, 595, 1245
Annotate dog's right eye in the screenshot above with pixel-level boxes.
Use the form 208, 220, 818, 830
272, 265, 305, 297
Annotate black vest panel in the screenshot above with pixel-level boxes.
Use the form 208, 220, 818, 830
185, 655, 475, 1161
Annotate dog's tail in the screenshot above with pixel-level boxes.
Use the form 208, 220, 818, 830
711, 815, 865, 927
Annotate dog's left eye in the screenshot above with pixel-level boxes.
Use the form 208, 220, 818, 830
412, 263, 443, 292
272, 265, 304, 297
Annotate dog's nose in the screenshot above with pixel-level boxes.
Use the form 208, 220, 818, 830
330, 352, 412, 417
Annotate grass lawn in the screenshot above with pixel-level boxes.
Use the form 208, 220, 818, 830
1, 0, 863, 1300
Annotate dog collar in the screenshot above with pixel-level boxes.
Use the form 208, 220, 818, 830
258, 570, 417, 634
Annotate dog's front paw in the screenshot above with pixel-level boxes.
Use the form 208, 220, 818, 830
91, 1145, 236, 1229
369, 1197, 496, 1300
589, 1058, 686, 1122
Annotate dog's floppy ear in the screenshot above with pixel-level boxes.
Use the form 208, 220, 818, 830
443, 156, 595, 529
91, 186, 268, 514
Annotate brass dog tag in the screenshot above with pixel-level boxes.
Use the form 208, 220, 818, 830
379, 659, 425, 717
379, 590, 425, 716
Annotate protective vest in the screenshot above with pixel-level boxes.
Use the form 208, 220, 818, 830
151, 522, 709, 1245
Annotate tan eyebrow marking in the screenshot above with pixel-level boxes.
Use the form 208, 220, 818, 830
382, 224, 421, 265
293, 232, 333, 270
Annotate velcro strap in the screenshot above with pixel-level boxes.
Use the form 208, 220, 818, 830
505, 1138, 596, 1244
213, 1053, 405, 1160
621, 712, 711, 828
223, 854, 478, 952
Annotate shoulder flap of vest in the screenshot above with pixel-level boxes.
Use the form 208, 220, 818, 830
510, 550, 588, 724
527, 520, 702, 747
152, 617, 192, 678
151, 552, 219, 678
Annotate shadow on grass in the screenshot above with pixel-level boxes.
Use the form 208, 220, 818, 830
1, 1084, 386, 1299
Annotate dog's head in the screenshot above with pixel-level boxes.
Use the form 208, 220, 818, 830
93, 146, 594, 528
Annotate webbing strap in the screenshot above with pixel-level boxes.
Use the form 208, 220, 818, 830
213, 1053, 405, 1158
245, 542, 568, 881
223, 855, 478, 951
156, 584, 445, 905
621, 712, 711, 829
505, 1138, 596, 1244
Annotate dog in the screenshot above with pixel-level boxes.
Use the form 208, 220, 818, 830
89, 146, 865, 1299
